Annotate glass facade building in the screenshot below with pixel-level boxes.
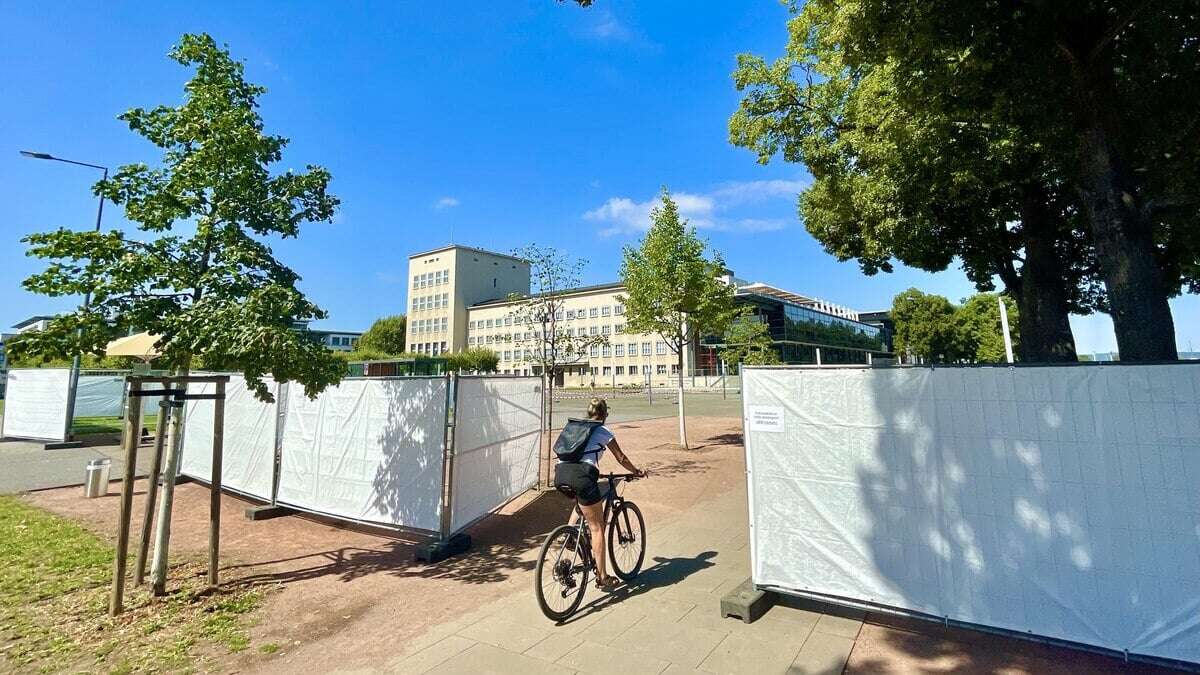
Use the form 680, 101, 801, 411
698, 292, 887, 369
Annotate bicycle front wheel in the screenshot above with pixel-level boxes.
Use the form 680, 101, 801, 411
534, 524, 589, 621
608, 501, 646, 581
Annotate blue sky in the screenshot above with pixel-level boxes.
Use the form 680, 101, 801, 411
2, 1, 1196, 354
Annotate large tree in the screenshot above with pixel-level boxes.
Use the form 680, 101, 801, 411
890, 289, 967, 364
756, 0, 1199, 361
730, 6, 1104, 363
358, 315, 407, 356
620, 190, 737, 449
956, 293, 1021, 364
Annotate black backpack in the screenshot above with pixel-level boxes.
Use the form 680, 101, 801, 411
553, 418, 604, 463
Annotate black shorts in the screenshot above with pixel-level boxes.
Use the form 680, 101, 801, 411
554, 462, 603, 506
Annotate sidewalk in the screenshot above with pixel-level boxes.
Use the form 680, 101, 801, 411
389, 481, 863, 675
0, 435, 151, 494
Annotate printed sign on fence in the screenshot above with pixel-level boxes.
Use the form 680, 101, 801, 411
747, 405, 784, 432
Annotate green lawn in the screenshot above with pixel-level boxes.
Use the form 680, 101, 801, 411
0, 495, 270, 673
70, 415, 159, 437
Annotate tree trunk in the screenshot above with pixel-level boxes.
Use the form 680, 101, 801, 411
676, 348, 688, 449
1063, 50, 1177, 361
1075, 122, 1177, 361
1015, 187, 1079, 363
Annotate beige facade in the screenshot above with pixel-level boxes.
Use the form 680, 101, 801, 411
465, 283, 693, 387
405, 245, 530, 355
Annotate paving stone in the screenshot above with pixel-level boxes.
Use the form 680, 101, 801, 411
660, 665, 706, 675
392, 635, 476, 674
617, 615, 728, 670
787, 633, 855, 675
457, 612, 553, 653
526, 634, 586, 663
432, 642, 574, 674
812, 613, 863, 639
557, 639, 670, 675
699, 631, 803, 675
581, 607, 649, 645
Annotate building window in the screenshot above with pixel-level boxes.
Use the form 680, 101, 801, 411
615, 324, 624, 334
442, 292, 448, 307
601, 306, 611, 317
589, 326, 598, 336
628, 343, 637, 357
642, 342, 652, 356
486, 319, 494, 328
441, 317, 448, 331
412, 276, 420, 290
590, 345, 600, 357
589, 307, 599, 318
602, 345, 611, 357
486, 335, 494, 344
468, 337, 476, 345
566, 309, 575, 320
657, 364, 667, 375
670, 364, 679, 375
504, 316, 512, 326
614, 344, 624, 357
642, 365, 651, 375
445, 270, 451, 284
656, 341, 667, 355
614, 304, 625, 315
601, 325, 611, 336
602, 366, 612, 376
412, 298, 418, 311
616, 366, 625, 375
504, 351, 511, 361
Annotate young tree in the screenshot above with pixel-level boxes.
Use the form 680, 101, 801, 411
358, 315, 407, 356
15, 33, 342, 595
446, 347, 500, 374
507, 245, 607, 482
719, 309, 780, 369
956, 293, 1020, 364
890, 289, 966, 364
620, 190, 738, 449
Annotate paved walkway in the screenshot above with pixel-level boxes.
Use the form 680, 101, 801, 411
0, 436, 151, 494
389, 485, 863, 675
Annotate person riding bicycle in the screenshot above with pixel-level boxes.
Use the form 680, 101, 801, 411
553, 397, 646, 590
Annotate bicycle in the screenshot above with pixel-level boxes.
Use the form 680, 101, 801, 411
534, 472, 646, 621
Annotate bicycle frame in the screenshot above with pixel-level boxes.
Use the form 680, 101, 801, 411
554, 474, 635, 579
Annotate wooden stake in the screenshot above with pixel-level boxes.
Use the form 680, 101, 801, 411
208, 380, 225, 587
109, 378, 144, 616
151, 368, 189, 596
134, 396, 170, 586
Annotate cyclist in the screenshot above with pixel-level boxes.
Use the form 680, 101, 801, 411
554, 397, 646, 590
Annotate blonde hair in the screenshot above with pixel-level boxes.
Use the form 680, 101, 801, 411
586, 397, 609, 421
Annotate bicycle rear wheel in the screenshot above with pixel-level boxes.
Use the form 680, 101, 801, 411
535, 524, 589, 621
608, 501, 646, 581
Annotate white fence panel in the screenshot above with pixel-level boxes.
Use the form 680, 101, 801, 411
75, 375, 126, 418
179, 375, 278, 501
1, 369, 69, 441
450, 376, 543, 533
744, 364, 1200, 666
277, 377, 446, 531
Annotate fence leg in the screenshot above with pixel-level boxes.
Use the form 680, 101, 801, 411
208, 380, 225, 587
134, 397, 170, 586
109, 378, 144, 616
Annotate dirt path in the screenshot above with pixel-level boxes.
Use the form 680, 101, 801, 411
25, 415, 746, 673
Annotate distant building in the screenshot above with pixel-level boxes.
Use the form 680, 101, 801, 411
405, 244, 887, 385
291, 320, 362, 352
12, 316, 54, 333
857, 310, 895, 353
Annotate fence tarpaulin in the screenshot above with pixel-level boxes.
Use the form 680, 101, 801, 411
450, 376, 543, 533
743, 364, 1200, 665
276, 377, 447, 532
179, 375, 278, 501
1, 369, 70, 441
74, 375, 126, 418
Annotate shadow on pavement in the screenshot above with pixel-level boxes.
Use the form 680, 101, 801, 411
558, 550, 719, 626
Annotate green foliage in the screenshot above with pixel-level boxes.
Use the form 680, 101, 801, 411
720, 309, 780, 367
619, 190, 738, 355
956, 293, 1020, 364
446, 347, 500, 374
358, 315, 407, 355
890, 289, 965, 364
14, 33, 343, 401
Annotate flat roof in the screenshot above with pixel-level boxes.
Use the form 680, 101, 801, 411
12, 315, 54, 329
408, 244, 528, 264
471, 281, 626, 308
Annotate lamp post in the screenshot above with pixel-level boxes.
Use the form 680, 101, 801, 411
20, 150, 109, 443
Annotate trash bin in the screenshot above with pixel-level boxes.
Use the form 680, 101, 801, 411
84, 458, 112, 498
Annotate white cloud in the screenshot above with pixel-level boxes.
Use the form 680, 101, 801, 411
583, 179, 805, 236
433, 197, 460, 210
587, 9, 632, 41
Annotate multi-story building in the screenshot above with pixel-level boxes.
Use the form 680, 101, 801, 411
405, 245, 530, 356
404, 245, 887, 386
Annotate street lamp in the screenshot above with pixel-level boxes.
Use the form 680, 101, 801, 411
20, 150, 110, 444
